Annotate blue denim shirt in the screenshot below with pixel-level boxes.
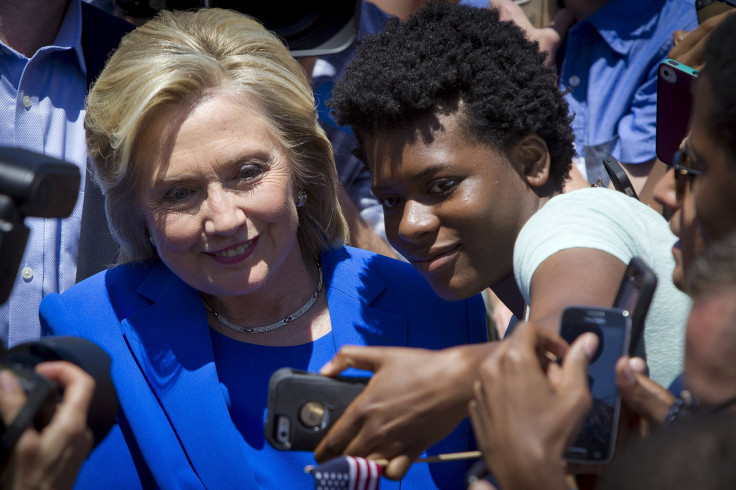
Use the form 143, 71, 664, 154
560, 0, 698, 184
0, 0, 87, 347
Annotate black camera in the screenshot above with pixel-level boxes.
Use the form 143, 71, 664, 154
0, 147, 80, 304
0, 147, 116, 465
0, 337, 118, 465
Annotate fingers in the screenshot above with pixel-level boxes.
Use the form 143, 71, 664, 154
561, 332, 598, 387
320, 346, 388, 376
505, 321, 570, 367
35, 362, 95, 438
384, 454, 412, 480
0, 370, 26, 427
668, 10, 736, 70
616, 357, 675, 425
468, 480, 498, 490
313, 390, 368, 462
615, 356, 675, 426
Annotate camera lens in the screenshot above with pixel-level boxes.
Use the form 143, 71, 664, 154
299, 401, 326, 430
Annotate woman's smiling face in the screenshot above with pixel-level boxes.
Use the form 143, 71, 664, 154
135, 88, 303, 298
363, 110, 541, 301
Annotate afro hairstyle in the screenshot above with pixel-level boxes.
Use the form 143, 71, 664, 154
329, 2, 575, 190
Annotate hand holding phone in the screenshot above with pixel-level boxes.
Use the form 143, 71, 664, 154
468, 322, 598, 490
560, 306, 632, 464
264, 368, 368, 451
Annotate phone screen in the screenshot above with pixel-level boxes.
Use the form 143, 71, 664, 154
560, 307, 631, 464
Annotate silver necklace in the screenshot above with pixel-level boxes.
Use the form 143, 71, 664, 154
202, 264, 323, 334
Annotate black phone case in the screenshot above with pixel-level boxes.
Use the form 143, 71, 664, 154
264, 368, 368, 451
602, 155, 638, 200
613, 257, 657, 356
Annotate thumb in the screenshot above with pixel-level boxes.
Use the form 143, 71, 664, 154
561, 332, 598, 387
320, 346, 387, 376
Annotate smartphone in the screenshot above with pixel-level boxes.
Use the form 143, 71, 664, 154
560, 306, 632, 465
602, 155, 638, 200
264, 368, 368, 451
656, 58, 699, 165
613, 258, 657, 357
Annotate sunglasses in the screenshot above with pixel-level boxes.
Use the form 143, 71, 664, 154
672, 150, 702, 203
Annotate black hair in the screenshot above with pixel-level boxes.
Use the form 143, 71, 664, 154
329, 2, 575, 190
704, 12, 736, 166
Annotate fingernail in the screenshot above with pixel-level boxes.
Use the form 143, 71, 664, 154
629, 357, 646, 373
583, 333, 599, 358
622, 363, 636, 385
319, 361, 332, 374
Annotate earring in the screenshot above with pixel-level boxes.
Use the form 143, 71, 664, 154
149, 236, 156, 248
296, 189, 307, 208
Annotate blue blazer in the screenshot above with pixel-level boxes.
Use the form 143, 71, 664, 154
41, 246, 488, 489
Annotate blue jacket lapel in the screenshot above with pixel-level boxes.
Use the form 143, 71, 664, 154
322, 247, 408, 348
121, 263, 258, 488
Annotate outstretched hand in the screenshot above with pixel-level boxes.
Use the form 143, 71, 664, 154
315, 343, 496, 480
469, 322, 598, 490
0, 361, 95, 490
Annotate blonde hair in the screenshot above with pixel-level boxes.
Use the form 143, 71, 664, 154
85, 8, 348, 263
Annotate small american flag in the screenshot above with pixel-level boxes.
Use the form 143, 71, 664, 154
309, 456, 383, 490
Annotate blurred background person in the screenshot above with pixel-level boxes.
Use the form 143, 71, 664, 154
0, 0, 132, 348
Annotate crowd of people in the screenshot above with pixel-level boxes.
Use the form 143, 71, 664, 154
0, 0, 734, 488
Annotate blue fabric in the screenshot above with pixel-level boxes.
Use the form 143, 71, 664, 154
210, 332, 338, 489
0, 0, 87, 347
560, 0, 698, 184
0, 0, 131, 347
668, 373, 685, 396
459, 0, 491, 6
41, 246, 488, 489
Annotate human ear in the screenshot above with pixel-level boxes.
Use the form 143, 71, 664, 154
511, 134, 550, 188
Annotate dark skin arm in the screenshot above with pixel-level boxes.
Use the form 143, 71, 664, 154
315, 248, 628, 478
315, 342, 496, 479
527, 248, 627, 332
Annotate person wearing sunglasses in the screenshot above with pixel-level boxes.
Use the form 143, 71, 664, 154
617, 11, 736, 428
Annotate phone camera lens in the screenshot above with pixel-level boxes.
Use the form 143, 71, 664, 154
299, 401, 327, 430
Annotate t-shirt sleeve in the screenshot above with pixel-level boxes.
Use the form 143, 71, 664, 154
513, 189, 651, 303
